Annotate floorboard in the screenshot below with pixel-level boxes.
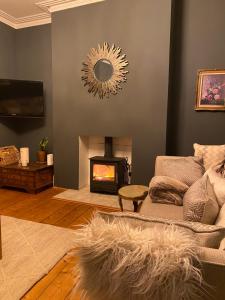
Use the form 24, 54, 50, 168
0, 187, 118, 299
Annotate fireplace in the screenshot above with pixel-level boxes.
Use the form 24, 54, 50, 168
90, 137, 128, 194
93, 164, 115, 182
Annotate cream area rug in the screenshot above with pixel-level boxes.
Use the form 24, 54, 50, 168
54, 186, 133, 211
0, 216, 75, 300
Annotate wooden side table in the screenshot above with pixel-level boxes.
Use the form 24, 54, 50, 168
118, 185, 149, 212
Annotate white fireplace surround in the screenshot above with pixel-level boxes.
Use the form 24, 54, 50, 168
78, 136, 132, 189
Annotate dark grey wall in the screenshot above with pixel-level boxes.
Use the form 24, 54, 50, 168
167, 0, 225, 155
52, 0, 172, 188
0, 23, 18, 146
15, 25, 53, 161
0, 24, 52, 160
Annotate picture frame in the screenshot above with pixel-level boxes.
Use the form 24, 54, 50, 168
195, 69, 225, 111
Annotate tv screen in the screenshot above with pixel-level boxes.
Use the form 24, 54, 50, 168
0, 79, 44, 117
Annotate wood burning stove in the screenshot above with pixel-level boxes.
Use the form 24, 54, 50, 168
90, 137, 128, 194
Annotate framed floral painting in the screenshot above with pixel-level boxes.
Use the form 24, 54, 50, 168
195, 69, 225, 111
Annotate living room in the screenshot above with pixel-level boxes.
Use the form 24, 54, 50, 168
0, 0, 225, 299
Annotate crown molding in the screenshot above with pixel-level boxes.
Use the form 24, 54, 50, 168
0, 0, 104, 29
37, 0, 105, 13
0, 10, 18, 29
0, 10, 51, 29
16, 13, 51, 29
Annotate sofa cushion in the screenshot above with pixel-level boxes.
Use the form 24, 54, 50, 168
98, 211, 225, 249
158, 156, 204, 186
215, 204, 225, 250
206, 166, 225, 207
149, 176, 189, 206
140, 196, 183, 220
215, 204, 225, 227
194, 143, 225, 170
183, 175, 219, 224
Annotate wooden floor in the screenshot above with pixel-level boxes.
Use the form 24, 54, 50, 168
0, 187, 118, 300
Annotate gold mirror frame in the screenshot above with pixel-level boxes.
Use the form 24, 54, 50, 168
82, 43, 129, 99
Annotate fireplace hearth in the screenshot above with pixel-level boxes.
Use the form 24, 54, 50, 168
90, 137, 129, 194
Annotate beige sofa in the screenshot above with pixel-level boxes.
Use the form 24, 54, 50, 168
139, 156, 225, 300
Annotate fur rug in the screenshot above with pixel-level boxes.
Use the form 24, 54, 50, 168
74, 215, 205, 300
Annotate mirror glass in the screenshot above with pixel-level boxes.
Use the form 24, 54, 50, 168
94, 59, 114, 82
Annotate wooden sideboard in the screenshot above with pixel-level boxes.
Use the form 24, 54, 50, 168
0, 163, 53, 193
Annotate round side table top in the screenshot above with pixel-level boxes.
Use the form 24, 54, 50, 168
118, 185, 149, 200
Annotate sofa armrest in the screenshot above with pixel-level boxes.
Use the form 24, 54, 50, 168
198, 247, 225, 266
155, 156, 187, 176
198, 247, 225, 299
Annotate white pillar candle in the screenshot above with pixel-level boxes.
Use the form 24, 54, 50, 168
47, 154, 53, 166
20, 147, 29, 165
21, 160, 28, 167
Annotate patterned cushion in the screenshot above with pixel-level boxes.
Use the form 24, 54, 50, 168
98, 211, 225, 249
183, 175, 219, 225
194, 143, 206, 157
194, 143, 225, 170
158, 156, 204, 186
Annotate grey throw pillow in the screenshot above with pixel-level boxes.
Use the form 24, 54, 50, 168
98, 211, 225, 249
159, 156, 204, 186
183, 175, 219, 225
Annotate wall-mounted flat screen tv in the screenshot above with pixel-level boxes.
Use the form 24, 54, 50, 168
0, 79, 44, 118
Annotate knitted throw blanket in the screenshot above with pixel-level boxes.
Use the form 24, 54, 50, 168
149, 176, 189, 206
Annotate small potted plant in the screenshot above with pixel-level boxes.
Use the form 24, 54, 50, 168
37, 137, 48, 163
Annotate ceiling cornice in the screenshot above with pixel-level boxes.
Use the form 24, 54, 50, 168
16, 13, 51, 29
0, 0, 105, 29
37, 0, 105, 13
0, 10, 17, 29
0, 10, 51, 29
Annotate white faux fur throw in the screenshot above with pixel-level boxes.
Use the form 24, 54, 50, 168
74, 215, 206, 300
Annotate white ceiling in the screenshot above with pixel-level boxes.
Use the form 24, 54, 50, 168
0, 0, 105, 29
0, 0, 42, 19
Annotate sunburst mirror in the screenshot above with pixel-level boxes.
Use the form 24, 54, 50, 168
81, 43, 129, 99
